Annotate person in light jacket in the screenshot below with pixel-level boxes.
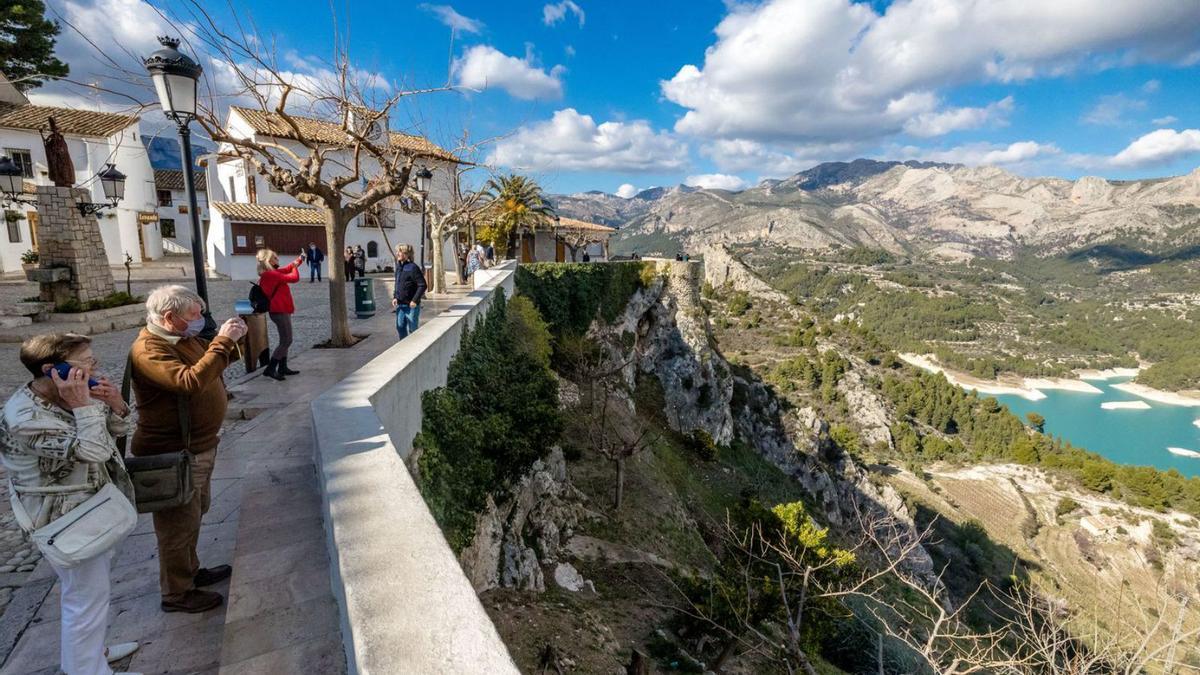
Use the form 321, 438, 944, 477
1, 333, 141, 675
392, 243, 426, 340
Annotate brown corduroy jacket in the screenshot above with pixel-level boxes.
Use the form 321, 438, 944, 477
129, 327, 237, 456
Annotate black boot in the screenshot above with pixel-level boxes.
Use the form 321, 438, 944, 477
263, 358, 286, 381
279, 357, 300, 376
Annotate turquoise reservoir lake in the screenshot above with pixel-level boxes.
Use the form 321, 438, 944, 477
992, 378, 1200, 477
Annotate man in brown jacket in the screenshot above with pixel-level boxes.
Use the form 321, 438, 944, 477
130, 285, 246, 613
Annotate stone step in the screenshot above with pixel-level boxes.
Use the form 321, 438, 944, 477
0, 316, 32, 328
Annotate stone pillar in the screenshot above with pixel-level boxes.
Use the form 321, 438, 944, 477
33, 186, 115, 306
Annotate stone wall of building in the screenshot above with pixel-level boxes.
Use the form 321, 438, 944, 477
35, 186, 115, 305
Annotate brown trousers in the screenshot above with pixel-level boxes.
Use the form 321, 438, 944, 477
151, 448, 216, 601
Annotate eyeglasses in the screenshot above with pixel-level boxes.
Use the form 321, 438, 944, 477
66, 357, 99, 370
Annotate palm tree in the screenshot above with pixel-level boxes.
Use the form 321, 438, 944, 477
481, 174, 555, 261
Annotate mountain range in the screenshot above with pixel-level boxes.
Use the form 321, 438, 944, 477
549, 159, 1200, 261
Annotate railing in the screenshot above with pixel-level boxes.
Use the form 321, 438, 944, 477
161, 239, 190, 255
310, 260, 519, 675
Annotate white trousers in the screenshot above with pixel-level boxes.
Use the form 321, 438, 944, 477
49, 550, 114, 675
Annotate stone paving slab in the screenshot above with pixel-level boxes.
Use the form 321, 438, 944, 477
0, 289, 468, 674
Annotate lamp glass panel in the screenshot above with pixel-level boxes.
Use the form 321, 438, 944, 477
166, 73, 198, 118
152, 75, 173, 115
0, 173, 21, 196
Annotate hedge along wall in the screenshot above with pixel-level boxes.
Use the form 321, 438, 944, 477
514, 261, 655, 337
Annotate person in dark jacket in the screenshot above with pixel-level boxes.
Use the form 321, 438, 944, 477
305, 242, 325, 282
343, 247, 356, 281
392, 244, 426, 340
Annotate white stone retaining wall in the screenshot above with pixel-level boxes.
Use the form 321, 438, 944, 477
310, 260, 519, 675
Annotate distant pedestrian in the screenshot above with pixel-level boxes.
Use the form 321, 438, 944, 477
457, 242, 469, 284
130, 286, 247, 614
466, 244, 482, 277
306, 242, 325, 282
392, 244, 426, 340
343, 247, 356, 281
485, 243, 495, 265
256, 249, 304, 381
2, 333, 142, 675
582, 251, 591, 263
675, 252, 683, 261
684, 253, 690, 262
354, 245, 367, 276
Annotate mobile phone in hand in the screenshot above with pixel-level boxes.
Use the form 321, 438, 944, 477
53, 362, 99, 388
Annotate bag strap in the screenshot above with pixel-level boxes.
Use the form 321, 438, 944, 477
118, 352, 133, 457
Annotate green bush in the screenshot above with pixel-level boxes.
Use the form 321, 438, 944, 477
415, 290, 563, 551
727, 291, 752, 316
685, 429, 719, 461
55, 291, 142, 314
515, 261, 653, 338
1055, 497, 1080, 518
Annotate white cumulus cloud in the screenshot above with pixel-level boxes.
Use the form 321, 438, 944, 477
488, 108, 688, 172
685, 173, 747, 191
903, 97, 1014, 137
906, 141, 1060, 166
661, 0, 1200, 145
543, 1, 585, 27
616, 183, 638, 198
420, 4, 484, 35
452, 45, 564, 100
1109, 128, 1200, 168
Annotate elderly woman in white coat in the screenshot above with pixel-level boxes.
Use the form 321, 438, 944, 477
0, 333, 141, 675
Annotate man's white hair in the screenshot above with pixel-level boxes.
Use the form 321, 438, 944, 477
146, 285, 205, 325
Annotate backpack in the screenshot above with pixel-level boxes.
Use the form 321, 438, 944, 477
248, 282, 277, 314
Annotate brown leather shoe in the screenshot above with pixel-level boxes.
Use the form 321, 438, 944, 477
161, 590, 223, 613
194, 565, 232, 587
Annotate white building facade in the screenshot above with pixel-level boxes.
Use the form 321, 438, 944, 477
205, 106, 460, 281
153, 168, 208, 255
0, 76, 159, 275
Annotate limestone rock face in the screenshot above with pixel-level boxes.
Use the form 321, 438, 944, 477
836, 369, 894, 450
592, 261, 735, 445
460, 447, 588, 593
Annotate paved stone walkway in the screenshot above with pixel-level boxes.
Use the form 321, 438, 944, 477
0, 288, 468, 674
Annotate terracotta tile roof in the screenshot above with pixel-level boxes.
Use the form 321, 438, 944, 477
556, 216, 616, 235
154, 169, 207, 192
229, 106, 460, 163
0, 102, 137, 137
212, 201, 324, 226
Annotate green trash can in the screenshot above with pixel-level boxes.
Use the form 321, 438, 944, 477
354, 277, 375, 318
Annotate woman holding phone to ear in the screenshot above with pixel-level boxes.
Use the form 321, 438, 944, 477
255, 249, 305, 381
1, 333, 142, 675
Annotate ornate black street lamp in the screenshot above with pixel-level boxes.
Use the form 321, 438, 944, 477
415, 165, 433, 269
145, 35, 214, 335
0, 157, 126, 215
0, 156, 36, 206
76, 164, 127, 216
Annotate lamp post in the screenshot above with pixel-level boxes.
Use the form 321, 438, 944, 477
415, 165, 433, 269
145, 36, 214, 335
0, 157, 126, 215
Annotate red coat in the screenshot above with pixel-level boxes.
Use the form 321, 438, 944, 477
258, 262, 300, 314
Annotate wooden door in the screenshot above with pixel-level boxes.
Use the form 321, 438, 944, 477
26, 211, 38, 251
555, 238, 565, 262
521, 234, 534, 262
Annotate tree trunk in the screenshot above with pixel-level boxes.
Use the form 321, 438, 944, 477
324, 208, 354, 347
430, 224, 446, 295
614, 457, 625, 510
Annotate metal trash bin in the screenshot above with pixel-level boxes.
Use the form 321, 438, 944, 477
354, 277, 376, 318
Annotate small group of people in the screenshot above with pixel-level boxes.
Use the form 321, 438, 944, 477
1, 286, 249, 674
343, 245, 367, 280
455, 242, 495, 284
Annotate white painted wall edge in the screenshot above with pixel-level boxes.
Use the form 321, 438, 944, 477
311, 267, 519, 675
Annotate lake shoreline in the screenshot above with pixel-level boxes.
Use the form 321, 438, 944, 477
899, 353, 1200, 407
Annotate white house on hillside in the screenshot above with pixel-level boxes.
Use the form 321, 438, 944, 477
153, 168, 208, 255
205, 106, 461, 280
0, 73, 159, 275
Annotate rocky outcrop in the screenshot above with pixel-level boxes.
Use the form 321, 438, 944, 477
836, 369, 894, 450
701, 244, 793, 306
592, 261, 735, 445
460, 447, 590, 593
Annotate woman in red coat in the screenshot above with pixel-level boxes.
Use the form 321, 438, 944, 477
255, 248, 305, 381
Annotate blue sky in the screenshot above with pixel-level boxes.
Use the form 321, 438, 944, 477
35, 0, 1200, 195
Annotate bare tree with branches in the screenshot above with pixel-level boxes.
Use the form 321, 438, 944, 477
424, 163, 487, 294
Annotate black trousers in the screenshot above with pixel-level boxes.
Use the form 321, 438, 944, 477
268, 312, 293, 360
